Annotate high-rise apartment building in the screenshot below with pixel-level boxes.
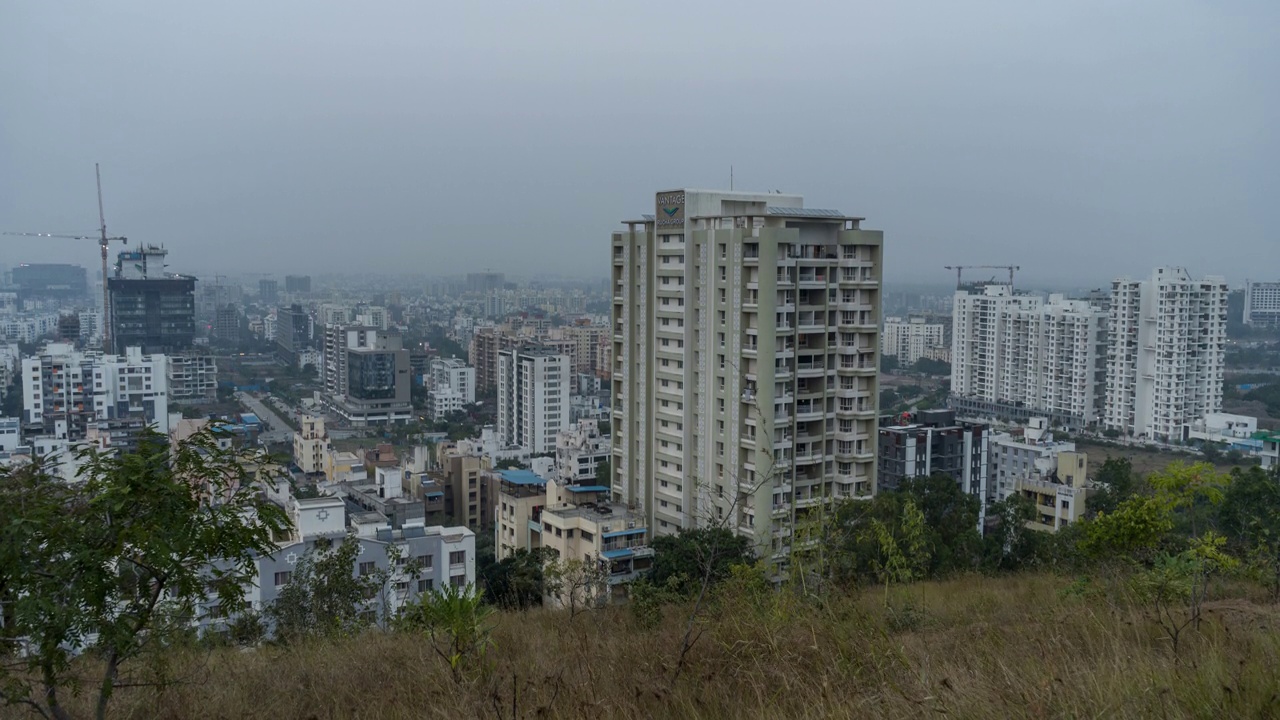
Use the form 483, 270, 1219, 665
322, 326, 412, 426
469, 325, 527, 395
497, 347, 570, 454
1243, 281, 1280, 328
284, 275, 312, 294
258, 279, 279, 304
951, 287, 1107, 428
22, 344, 170, 443
1105, 267, 1228, 442
167, 353, 218, 402
427, 357, 476, 420
611, 189, 883, 575
107, 246, 196, 355
881, 316, 944, 366
12, 263, 88, 300
276, 304, 313, 363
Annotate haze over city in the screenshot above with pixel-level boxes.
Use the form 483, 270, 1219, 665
3, 1, 1276, 284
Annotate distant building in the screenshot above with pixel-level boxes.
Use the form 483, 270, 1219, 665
430, 441, 495, 530
989, 418, 1077, 503
284, 275, 312, 294
497, 346, 570, 454
276, 304, 313, 364
22, 344, 170, 444
878, 409, 991, 509
467, 272, 505, 294
1244, 281, 1280, 328
322, 326, 413, 426
555, 419, 611, 486
1105, 267, 1228, 442
258, 279, 278, 304
107, 246, 196, 355
951, 286, 1107, 429
213, 304, 241, 342
427, 357, 476, 421
167, 353, 218, 402
12, 263, 88, 300
881, 316, 944, 366
293, 415, 331, 476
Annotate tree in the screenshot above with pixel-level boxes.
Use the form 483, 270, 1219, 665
0, 428, 290, 720
880, 355, 899, 374
397, 583, 493, 682
544, 557, 610, 618
1219, 465, 1280, 601
481, 548, 550, 610
648, 528, 754, 597
1086, 457, 1139, 517
868, 499, 929, 606
910, 357, 951, 376
981, 495, 1048, 572
268, 536, 393, 641
595, 457, 611, 486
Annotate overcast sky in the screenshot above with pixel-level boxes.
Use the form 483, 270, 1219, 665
2, 1, 1275, 286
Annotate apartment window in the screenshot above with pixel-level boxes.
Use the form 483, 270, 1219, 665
451, 575, 468, 588
415, 576, 433, 595
274, 571, 292, 587
449, 551, 466, 566
358, 561, 376, 576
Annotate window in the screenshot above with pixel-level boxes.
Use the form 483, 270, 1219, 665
416, 554, 433, 569
451, 574, 468, 588
358, 561, 376, 576
274, 571, 292, 586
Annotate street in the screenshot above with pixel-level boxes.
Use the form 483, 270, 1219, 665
235, 392, 295, 446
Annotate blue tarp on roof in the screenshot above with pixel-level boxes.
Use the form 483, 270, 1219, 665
499, 469, 546, 486
240, 413, 261, 425
426, 491, 444, 498
601, 548, 634, 560
566, 485, 609, 493
603, 528, 646, 539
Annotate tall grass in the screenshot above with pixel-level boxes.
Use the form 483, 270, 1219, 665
33, 573, 1280, 719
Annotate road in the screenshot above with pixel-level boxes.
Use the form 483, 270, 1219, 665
235, 392, 295, 446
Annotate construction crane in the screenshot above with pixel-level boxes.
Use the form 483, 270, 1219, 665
3, 164, 127, 353
943, 264, 1021, 290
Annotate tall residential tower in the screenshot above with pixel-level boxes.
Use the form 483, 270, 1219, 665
611, 189, 883, 577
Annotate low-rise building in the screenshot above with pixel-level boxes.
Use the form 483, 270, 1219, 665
430, 441, 495, 530
495, 469, 549, 559
167, 353, 218, 402
989, 418, 1077, 503
878, 409, 991, 507
539, 480, 652, 602
1188, 413, 1263, 454
1014, 450, 1090, 532
555, 419, 611, 486
1256, 430, 1279, 470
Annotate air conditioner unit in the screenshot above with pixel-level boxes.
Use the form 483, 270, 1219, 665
601, 525, 611, 533
628, 521, 636, 529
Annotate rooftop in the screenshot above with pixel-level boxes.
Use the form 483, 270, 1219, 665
498, 469, 546, 486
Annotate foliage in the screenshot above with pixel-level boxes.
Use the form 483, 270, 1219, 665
879, 355, 899, 373
1085, 457, 1140, 517
910, 357, 951, 376
268, 536, 396, 641
1080, 495, 1174, 561
1219, 465, 1280, 601
494, 458, 524, 470
981, 495, 1049, 572
1130, 532, 1238, 658
397, 583, 493, 682
481, 548, 551, 610
543, 557, 610, 618
648, 528, 754, 597
868, 499, 929, 605
0, 428, 290, 720
595, 457, 611, 486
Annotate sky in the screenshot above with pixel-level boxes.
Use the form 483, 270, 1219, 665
1, 1, 1276, 286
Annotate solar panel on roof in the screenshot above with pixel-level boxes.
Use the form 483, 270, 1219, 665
766, 207, 846, 217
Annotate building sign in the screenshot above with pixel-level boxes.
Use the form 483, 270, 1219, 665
655, 191, 685, 227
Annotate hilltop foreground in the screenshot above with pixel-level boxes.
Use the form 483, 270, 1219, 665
29, 573, 1280, 720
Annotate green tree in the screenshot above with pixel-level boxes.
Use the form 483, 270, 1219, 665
648, 527, 754, 597
544, 556, 610, 618
868, 499, 929, 606
481, 547, 550, 610
1086, 457, 1139, 517
397, 583, 494, 682
268, 536, 392, 641
0, 428, 290, 720
982, 495, 1048, 572
880, 355, 899, 374
1219, 465, 1280, 601
595, 457, 611, 486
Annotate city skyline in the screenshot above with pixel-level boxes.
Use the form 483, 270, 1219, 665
3, 2, 1275, 284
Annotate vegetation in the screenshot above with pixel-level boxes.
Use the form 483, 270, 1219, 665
0, 428, 289, 720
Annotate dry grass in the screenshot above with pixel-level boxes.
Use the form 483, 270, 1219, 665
28, 573, 1280, 720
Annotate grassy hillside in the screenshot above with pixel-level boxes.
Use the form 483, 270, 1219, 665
43, 573, 1280, 720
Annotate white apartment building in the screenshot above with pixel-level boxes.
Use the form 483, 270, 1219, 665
612, 189, 883, 577
881, 316, 944, 366
952, 287, 1107, 429
555, 418, 612, 485
989, 419, 1077, 502
1105, 267, 1228, 442
167, 353, 218, 402
427, 357, 476, 421
1243, 281, 1280, 328
22, 343, 170, 442
497, 347, 570, 454
293, 414, 331, 475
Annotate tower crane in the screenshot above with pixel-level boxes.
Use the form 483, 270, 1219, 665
3, 164, 127, 353
943, 264, 1021, 290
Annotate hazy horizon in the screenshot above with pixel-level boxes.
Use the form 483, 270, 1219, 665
3, 1, 1275, 287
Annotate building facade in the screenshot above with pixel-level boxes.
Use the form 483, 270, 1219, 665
1244, 281, 1280, 328
555, 418, 611, 486
427, 357, 476, 420
497, 347, 570, 454
107, 246, 196, 356
881, 316, 944, 366
22, 344, 170, 443
878, 409, 990, 507
1105, 267, 1228, 442
612, 189, 883, 577
293, 414, 331, 475
167, 353, 218, 402
322, 325, 413, 426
